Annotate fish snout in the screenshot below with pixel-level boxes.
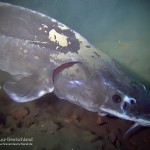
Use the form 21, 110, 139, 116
123, 92, 150, 126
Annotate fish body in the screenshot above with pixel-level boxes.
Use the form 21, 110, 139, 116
0, 3, 150, 137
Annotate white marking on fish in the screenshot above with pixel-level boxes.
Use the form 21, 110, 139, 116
34, 56, 39, 60
23, 49, 28, 54
42, 24, 48, 28
58, 24, 69, 30
49, 29, 68, 47
51, 18, 57, 22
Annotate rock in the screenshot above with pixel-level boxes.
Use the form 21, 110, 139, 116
0, 112, 6, 125
64, 114, 80, 124
9, 108, 29, 119
87, 135, 100, 143
71, 114, 80, 123
9, 127, 15, 132
5, 116, 16, 129
108, 131, 117, 143
55, 121, 64, 130
16, 120, 23, 128
5, 127, 15, 134
96, 116, 106, 125
85, 131, 101, 143
98, 143, 105, 150
27, 121, 36, 128
115, 140, 121, 148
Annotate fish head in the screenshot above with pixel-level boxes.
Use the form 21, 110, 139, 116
53, 60, 150, 126
99, 78, 150, 126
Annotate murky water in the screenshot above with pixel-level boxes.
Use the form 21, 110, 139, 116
1, 0, 150, 86
0, 0, 150, 150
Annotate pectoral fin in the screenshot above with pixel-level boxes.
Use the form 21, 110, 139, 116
3, 74, 53, 102
53, 62, 102, 112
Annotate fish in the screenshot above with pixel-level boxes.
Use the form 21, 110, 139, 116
0, 2, 150, 138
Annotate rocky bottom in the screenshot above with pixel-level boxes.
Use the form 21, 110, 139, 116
0, 92, 150, 150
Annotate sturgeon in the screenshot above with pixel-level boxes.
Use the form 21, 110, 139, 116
0, 2, 150, 138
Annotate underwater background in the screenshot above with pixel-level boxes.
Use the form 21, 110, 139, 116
0, 0, 150, 150
1, 0, 149, 86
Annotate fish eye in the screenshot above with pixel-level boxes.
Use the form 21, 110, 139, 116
112, 94, 122, 103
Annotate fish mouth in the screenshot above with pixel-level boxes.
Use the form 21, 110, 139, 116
100, 106, 150, 139
100, 106, 150, 126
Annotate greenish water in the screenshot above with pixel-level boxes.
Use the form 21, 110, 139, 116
0, 1, 150, 150
1, 0, 150, 87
